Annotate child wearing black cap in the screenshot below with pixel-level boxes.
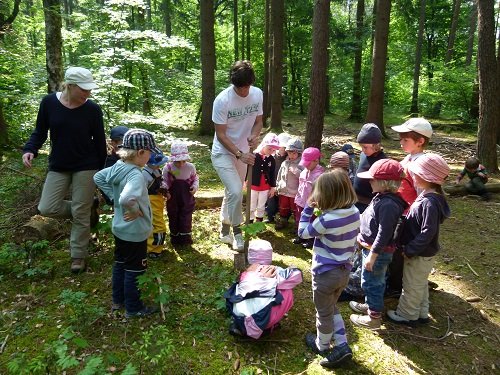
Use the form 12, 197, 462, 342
104, 126, 129, 168
142, 152, 169, 259
94, 128, 161, 318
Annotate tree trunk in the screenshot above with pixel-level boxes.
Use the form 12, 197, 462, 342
304, 0, 330, 149
199, 0, 216, 136
365, 0, 391, 134
270, 0, 284, 132
445, 0, 462, 63
233, 0, 238, 60
465, 1, 477, 66
349, 0, 365, 121
476, 0, 499, 172
0, 101, 8, 150
43, 0, 63, 93
245, 0, 250, 60
264, 0, 272, 123
161, 0, 172, 36
410, 0, 426, 115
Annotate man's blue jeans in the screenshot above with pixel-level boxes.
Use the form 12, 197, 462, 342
361, 249, 393, 314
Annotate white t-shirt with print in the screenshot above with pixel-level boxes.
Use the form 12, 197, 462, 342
211, 85, 263, 155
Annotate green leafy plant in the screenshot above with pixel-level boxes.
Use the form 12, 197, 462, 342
240, 221, 267, 240
58, 289, 105, 327
137, 271, 170, 306
132, 325, 174, 370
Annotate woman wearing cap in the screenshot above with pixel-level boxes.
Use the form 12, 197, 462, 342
22, 67, 106, 273
161, 142, 199, 246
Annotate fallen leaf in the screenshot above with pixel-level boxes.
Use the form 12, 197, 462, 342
465, 296, 482, 302
479, 310, 489, 321
233, 358, 240, 371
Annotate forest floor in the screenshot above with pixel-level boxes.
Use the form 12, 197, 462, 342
0, 113, 499, 374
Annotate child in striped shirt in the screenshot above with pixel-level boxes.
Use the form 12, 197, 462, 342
299, 170, 360, 369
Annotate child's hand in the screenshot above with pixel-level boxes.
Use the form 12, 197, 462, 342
123, 209, 144, 221
268, 187, 276, 198
363, 251, 378, 272
189, 187, 196, 196
307, 196, 317, 207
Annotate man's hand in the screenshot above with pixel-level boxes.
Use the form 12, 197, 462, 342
240, 152, 256, 165
22, 153, 34, 168
247, 135, 260, 149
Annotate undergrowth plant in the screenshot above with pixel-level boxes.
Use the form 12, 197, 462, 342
0, 241, 53, 280
58, 289, 105, 328
132, 325, 174, 372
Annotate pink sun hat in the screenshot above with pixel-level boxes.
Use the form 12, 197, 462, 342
408, 153, 450, 185
300, 147, 322, 167
170, 142, 190, 161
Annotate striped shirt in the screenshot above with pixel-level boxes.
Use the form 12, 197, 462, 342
298, 205, 360, 275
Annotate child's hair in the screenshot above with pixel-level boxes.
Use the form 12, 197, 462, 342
310, 170, 357, 210
430, 183, 446, 196
398, 131, 430, 147
116, 148, 139, 161
371, 179, 401, 193
465, 157, 480, 170
230, 60, 255, 87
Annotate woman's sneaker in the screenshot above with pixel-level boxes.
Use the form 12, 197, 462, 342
319, 343, 353, 368
349, 301, 368, 314
125, 306, 159, 319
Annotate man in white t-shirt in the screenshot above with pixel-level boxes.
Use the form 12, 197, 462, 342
211, 60, 263, 251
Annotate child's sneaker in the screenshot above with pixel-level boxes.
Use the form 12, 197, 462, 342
304, 333, 329, 356
319, 342, 353, 368
148, 252, 163, 260
233, 233, 244, 252
125, 305, 159, 319
292, 237, 305, 244
349, 301, 368, 314
350, 314, 381, 330
111, 302, 124, 313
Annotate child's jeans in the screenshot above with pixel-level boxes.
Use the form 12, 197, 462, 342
465, 176, 487, 196
361, 248, 393, 315
397, 255, 435, 320
113, 236, 147, 314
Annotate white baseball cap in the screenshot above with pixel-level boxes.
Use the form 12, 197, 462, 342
64, 67, 98, 90
391, 118, 433, 138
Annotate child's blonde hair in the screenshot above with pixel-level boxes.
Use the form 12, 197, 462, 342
310, 170, 357, 210
371, 179, 401, 193
116, 148, 139, 161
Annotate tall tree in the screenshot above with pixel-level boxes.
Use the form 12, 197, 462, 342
476, 0, 498, 172
445, 0, 462, 63
304, 0, 330, 148
0, 0, 22, 36
233, 0, 238, 60
365, 0, 391, 134
270, 0, 284, 131
410, 0, 426, 115
263, 0, 272, 122
467, 2, 479, 119
43, 0, 63, 93
349, 0, 365, 121
199, 0, 216, 135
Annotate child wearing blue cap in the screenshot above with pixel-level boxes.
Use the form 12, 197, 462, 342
142, 151, 169, 259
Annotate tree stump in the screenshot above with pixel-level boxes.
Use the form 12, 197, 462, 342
16, 215, 63, 243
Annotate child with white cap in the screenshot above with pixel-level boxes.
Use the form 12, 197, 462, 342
387, 153, 451, 326
142, 152, 169, 259
248, 133, 281, 222
162, 142, 199, 246
265, 133, 291, 223
275, 138, 304, 230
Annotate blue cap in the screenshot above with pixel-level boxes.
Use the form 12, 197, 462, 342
148, 152, 169, 166
341, 144, 355, 158
110, 126, 129, 140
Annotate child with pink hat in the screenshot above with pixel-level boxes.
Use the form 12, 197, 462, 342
387, 153, 451, 326
248, 133, 281, 222
293, 147, 324, 247
161, 142, 199, 246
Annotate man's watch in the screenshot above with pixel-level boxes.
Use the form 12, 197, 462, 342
235, 150, 243, 159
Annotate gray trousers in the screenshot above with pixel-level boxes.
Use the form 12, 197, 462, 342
312, 266, 350, 334
38, 170, 96, 258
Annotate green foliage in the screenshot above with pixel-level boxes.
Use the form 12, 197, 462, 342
131, 325, 174, 369
241, 221, 267, 240
0, 241, 54, 279
136, 271, 170, 306
58, 289, 105, 327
